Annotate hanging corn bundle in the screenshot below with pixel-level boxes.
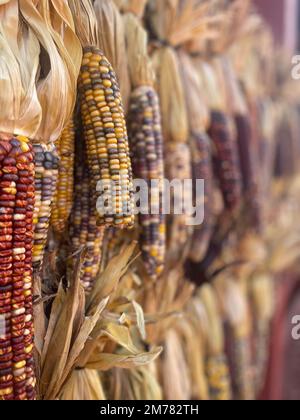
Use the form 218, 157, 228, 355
124, 13, 165, 280
51, 120, 75, 235
69, 0, 134, 229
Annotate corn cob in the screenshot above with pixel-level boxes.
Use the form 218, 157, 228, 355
69, 135, 106, 293
51, 120, 75, 234
33, 144, 59, 269
227, 330, 254, 400
208, 111, 242, 214
188, 132, 214, 263
206, 355, 232, 401
0, 134, 36, 400
128, 86, 165, 279
78, 46, 134, 228
235, 114, 262, 231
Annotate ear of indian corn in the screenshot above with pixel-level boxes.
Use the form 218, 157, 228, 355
208, 111, 242, 214
235, 114, 262, 231
0, 135, 36, 400
188, 132, 214, 263
78, 46, 134, 229
128, 85, 165, 279
51, 120, 75, 234
33, 144, 59, 269
69, 130, 106, 293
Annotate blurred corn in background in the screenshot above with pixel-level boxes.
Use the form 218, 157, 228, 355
0, 0, 300, 401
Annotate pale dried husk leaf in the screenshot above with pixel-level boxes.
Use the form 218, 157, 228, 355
152, 47, 188, 143
113, 0, 147, 18
0, 0, 42, 137
123, 12, 154, 87
94, 0, 131, 111
195, 58, 226, 111
147, 0, 213, 47
162, 329, 191, 400
198, 284, 224, 355
20, 0, 81, 142
68, 0, 99, 47
178, 49, 210, 132
176, 318, 209, 400
251, 273, 274, 323
60, 370, 106, 401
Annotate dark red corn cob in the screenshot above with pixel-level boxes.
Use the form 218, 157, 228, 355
128, 86, 166, 279
0, 134, 36, 400
235, 114, 262, 231
188, 132, 214, 263
208, 111, 242, 214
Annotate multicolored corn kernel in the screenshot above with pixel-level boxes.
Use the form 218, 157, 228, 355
128, 86, 166, 279
208, 111, 242, 214
0, 135, 36, 400
206, 354, 232, 401
78, 46, 134, 229
69, 152, 105, 293
188, 132, 214, 263
51, 120, 75, 234
33, 144, 59, 268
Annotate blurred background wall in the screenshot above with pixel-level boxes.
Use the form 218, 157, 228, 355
254, 0, 298, 52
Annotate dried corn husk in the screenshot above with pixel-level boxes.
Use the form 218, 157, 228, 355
0, 0, 41, 137
93, 0, 131, 111
152, 47, 188, 144
123, 12, 155, 88
35, 244, 162, 400
251, 273, 274, 395
19, 0, 81, 142
113, 0, 147, 18
60, 370, 106, 400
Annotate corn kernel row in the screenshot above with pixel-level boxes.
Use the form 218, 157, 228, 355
78, 46, 134, 228
69, 149, 105, 293
33, 144, 59, 269
208, 111, 242, 213
128, 86, 166, 279
0, 135, 36, 400
51, 120, 75, 234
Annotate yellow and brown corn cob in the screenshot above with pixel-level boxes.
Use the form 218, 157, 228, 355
33, 144, 59, 269
188, 132, 214, 263
51, 120, 75, 234
206, 355, 232, 401
128, 86, 165, 279
0, 134, 36, 400
208, 111, 242, 214
78, 46, 134, 229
